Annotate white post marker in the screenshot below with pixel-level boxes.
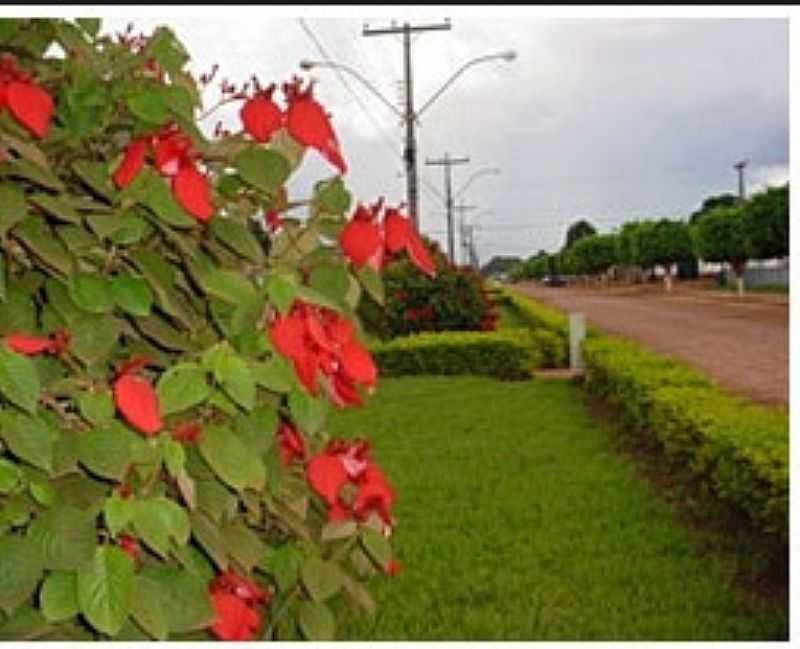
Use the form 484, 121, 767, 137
569, 312, 586, 370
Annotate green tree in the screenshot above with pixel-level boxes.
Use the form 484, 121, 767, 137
689, 193, 738, 224
636, 219, 693, 291
743, 184, 789, 260
692, 205, 750, 296
569, 234, 618, 278
565, 219, 597, 249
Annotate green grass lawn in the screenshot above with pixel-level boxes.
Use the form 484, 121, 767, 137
328, 376, 787, 640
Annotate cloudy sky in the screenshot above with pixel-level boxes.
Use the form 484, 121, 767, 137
99, 12, 789, 264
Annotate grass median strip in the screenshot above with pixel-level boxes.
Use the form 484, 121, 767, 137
329, 376, 787, 640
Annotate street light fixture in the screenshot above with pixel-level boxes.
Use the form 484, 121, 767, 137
299, 50, 516, 230
455, 167, 501, 200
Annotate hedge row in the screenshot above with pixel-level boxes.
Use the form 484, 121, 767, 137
583, 336, 788, 542
370, 329, 541, 380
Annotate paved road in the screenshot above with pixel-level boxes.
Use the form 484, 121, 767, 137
514, 283, 789, 406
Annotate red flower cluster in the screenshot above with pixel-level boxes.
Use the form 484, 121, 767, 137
5, 330, 69, 356
241, 77, 346, 174
339, 200, 436, 278
405, 305, 434, 322
113, 356, 163, 437
0, 54, 53, 139
118, 535, 139, 562
276, 421, 305, 465
112, 125, 213, 222
209, 571, 269, 641
269, 301, 377, 407
306, 439, 395, 529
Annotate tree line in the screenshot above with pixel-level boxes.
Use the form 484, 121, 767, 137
510, 184, 789, 294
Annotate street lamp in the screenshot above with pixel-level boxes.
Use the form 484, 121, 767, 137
455, 167, 500, 200
300, 50, 516, 230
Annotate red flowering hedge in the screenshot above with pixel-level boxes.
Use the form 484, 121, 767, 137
0, 19, 429, 641
360, 250, 497, 341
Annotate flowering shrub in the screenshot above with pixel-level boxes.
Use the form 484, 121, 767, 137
0, 18, 423, 641
360, 249, 497, 340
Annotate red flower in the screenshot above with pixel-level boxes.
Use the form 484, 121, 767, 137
276, 422, 305, 465
113, 361, 163, 437
384, 558, 401, 577
173, 164, 213, 222
113, 138, 147, 189
112, 125, 214, 223
208, 571, 268, 641
339, 202, 436, 278
268, 301, 376, 407
284, 78, 347, 174
264, 210, 283, 233
171, 421, 203, 444
210, 592, 260, 641
306, 439, 395, 531
118, 535, 139, 561
0, 56, 53, 139
5, 330, 70, 356
240, 86, 283, 143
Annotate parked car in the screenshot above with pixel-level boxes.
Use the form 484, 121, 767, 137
542, 275, 567, 287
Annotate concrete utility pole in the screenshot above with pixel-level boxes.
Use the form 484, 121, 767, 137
734, 159, 748, 200
363, 20, 451, 231
425, 153, 470, 262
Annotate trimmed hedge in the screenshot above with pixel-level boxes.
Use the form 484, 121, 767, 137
370, 329, 540, 380
583, 336, 788, 542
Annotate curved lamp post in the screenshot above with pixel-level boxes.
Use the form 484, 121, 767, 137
299, 50, 516, 230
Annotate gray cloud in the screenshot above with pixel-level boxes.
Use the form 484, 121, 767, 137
102, 16, 788, 263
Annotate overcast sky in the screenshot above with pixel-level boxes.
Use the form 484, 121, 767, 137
102, 14, 789, 264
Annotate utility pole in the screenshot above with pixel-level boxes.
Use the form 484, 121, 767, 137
425, 153, 470, 262
734, 159, 748, 200
363, 20, 451, 231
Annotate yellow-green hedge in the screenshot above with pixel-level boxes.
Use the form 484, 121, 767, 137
583, 335, 788, 542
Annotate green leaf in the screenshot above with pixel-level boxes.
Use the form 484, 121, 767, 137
302, 557, 344, 602
137, 566, 215, 634
27, 506, 97, 571
69, 272, 113, 314
0, 346, 40, 414
266, 273, 297, 314
361, 527, 392, 567
76, 18, 101, 37
13, 217, 74, 276
131, 575, 169, 640
29, 478, 56, 507
77, 391, 114, 426
126, 89, 168, 126
220, 519, 262, 571
0, 158, 65, 191
210, 217, 265, 263
235, 146, 290, 194
143, 171, 196, 228
357, 265, 385, 305
0, 183, 28, 236
252, 355, 296, 392
288, 389, 329, 435
71, 160, 114, 201
0, 604, 51, 640
190, 511, 229, 570
132, 497, 191, 558
162, 438, 185, 478
0, 458, 21, 493
261, 544, 303, 593
220, 355, 256, 412
309, 262, 351, 305
29, 193, 81, 224
198, 425, 265, 492
104, 493, 134, 537
0, 412, 53, 470
110, 273, 153, 317
78, 426, 136, 481
297, 601, 336, 641
40, 571, 79, 622
156, 362, 210, 416
69, 315, 120, 366
0, 536, 44, 614
77, 545, 134, 637
314, 176, 351, 215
